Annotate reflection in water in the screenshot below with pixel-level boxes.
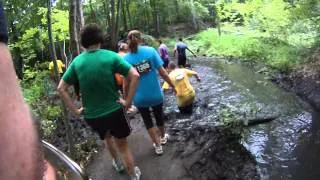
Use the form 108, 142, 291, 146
166, 59, 318, 179
289, 111, 320, 180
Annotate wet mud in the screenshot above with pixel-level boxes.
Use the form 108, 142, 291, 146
168, 126, 258, 180
273, 71, 320, 111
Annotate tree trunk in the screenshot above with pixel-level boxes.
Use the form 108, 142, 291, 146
115, 0, 122, 43
103, 0, 111, 28
76, 0, 84, 32
69, 0, 80, 59
48, 0, 59, 80
110, 0, 117, 50
190, 0, 198, 30
121, 0, 127, 31
142, 0, 149, 31
59, 40, 68, 66
213, 4, 221, 36
49, 0, 75, 160
150, 0, 159, 37
126, 0, 132, 29
76, 0, 84, 52
89, 0, 97, 22
174, 0, 179, 22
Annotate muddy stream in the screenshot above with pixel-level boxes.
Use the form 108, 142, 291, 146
173, 57, 319, 179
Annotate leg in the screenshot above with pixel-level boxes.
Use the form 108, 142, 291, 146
178, 103, 193, 114
182, 55, 187, 68
114, 137, 135, 176
178, 56, 183, 68
104, 133, 119, 161
147, 127, 161, 146
85, 116, 123, 172
109, 108, 140, 178
152, 103, 165, 138
138, 107, 161, 146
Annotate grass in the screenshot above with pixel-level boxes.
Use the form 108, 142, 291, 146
164, 25, 313, 72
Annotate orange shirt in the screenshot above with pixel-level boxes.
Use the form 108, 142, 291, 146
115, 73, 123, 87
115, 52, 127, 88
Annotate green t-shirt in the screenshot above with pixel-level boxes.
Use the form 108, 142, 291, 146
62, 49, 132, 119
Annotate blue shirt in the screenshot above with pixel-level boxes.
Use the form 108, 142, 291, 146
125, 46, 164, 107
175, 42, 188, 56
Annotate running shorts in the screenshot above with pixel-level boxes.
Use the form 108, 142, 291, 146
85, 108, 131, 139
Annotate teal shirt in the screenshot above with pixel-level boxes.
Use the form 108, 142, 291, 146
124, 46, 164, 107
62, 49, 131, 119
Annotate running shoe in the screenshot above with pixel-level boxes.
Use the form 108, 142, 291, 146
160, 133, 169, 145
127, 105, 138, 114
131, 166, 142, 180
112, 159, 125, 173
153, 143, 163, 155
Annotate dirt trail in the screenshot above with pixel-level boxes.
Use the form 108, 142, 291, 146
86, 117, 192, 180
86, 113, 258, 180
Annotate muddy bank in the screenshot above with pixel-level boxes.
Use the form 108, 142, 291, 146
168, 125, 258, 180
272, 70, 320, 111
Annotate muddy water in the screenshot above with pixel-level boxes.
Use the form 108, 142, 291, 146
164, 58, 320, 179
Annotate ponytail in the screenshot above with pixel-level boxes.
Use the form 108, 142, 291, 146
128, 30, 141, 53
128, 38, 138, 53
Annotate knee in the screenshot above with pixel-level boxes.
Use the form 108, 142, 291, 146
115, 138, 129, 153
104, 133, 113, 141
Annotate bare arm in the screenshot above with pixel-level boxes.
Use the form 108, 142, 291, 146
158, 67, 176, 93
173, 48, 177, 57
187, 47, 196, 57
123, 67, 139, 109
0, 43, 43, 179
193, 73, 201, 81
123, 77, 129, 99
57, 80, 82, 116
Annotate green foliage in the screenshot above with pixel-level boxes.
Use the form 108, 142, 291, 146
12, 7, 69, 66
41, 105, 61, 137
22, 64, 61, 138
38, 7, 70, 41
218, 106, 244, 135
217, 0, 290, 35
186, 27, 302, 72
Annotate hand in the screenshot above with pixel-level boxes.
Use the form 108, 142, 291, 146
117, 98, 131, 110
74, 107, 84, 117
197, 77, 201, 82
172, 87, 177, 95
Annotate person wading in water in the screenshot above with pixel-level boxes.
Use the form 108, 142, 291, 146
163, 62, 201, 114
173, 38, 196, 67
157, 39, 170, 69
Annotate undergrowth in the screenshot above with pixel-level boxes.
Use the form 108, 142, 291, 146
163, 26, 311, 72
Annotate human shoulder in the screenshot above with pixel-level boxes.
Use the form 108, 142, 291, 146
140, 45, 155, 52
98, 49, 118, 56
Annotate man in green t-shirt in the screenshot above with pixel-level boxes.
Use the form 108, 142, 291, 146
57, 24, 141, 180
